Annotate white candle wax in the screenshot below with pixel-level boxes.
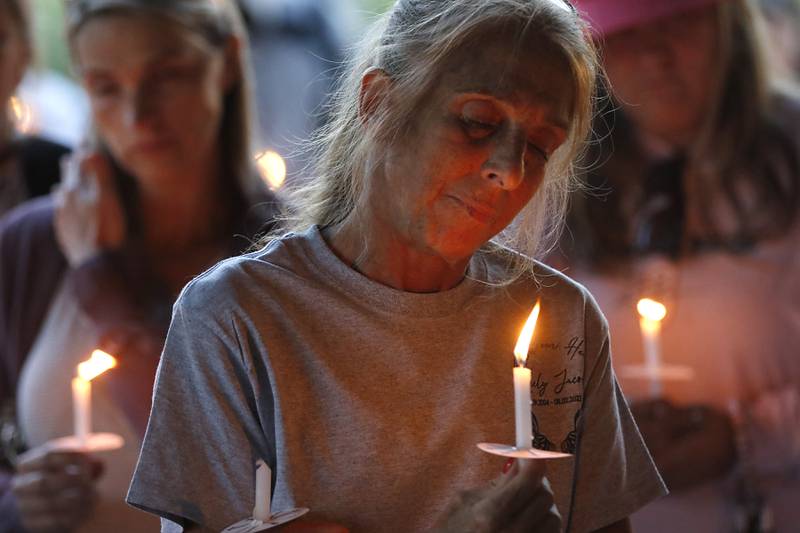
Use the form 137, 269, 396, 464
72, 377, 91, 446
639, 317, 662, 397
253, 459, 271, 521
513, 366, 533, 450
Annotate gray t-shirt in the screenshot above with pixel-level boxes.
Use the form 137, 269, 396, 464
127, 226, 666, 532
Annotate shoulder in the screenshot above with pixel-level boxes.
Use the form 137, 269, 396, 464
16, 137, 70, 197
175, 231, 308, 314
481, 248, 608, 335
0, 195, 59, 255
17, 136, 70, 161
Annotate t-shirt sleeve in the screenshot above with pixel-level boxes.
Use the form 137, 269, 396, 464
569, 291, 668, 532
126, 276, 273, 531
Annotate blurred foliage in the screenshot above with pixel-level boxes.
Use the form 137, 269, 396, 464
28, 0, 395, 76
356, 0, 394, 15
31, 0, 71, 75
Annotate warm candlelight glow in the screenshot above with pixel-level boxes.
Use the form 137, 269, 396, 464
637, 298, 667, 322
255, 150, 286, 191
8, 96, 35, 134
77, 350, 117, 382
514, 300, 541, 367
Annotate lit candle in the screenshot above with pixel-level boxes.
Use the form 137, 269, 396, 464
72, 350, 117, 446
636, 298, 667, 398
513, 301, 541, 450
253, 459, 271, 522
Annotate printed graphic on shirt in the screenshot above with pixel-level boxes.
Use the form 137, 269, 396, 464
528, 335, 585, 453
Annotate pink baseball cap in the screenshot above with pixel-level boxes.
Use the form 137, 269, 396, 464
572, 0, 723, 37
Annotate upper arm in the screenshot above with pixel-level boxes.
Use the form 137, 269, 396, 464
569, 293, 667, 531
127, 286, 273, 530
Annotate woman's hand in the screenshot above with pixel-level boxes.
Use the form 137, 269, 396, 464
433, 459, 561, 533
11, 446, 103, 532
631, 399, 737, 491
275, 521, 350, 532
54, 150, 126, 267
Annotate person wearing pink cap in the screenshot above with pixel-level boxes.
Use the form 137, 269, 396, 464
561, 0, 800, 531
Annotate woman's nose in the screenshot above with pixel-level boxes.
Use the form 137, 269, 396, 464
125, 89, 157, 129
481, 130, 526, 191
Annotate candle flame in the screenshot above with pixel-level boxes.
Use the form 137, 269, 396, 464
514, 300, 540, 367
77, 350, 117, 382
637, 298, 667, 322
255, 150, 286, 191
8, 96, 35, 134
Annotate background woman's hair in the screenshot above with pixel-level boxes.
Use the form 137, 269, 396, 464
566, 0, 800, 268
64, 0, 265, 206
269, 0, 599, 282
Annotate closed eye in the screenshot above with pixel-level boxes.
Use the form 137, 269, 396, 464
460, 117, 498, 140
527, 142, 549, 162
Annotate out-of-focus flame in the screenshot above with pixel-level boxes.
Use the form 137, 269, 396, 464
77, 349, 117, 382
637, 298, 667, 322
8, 96, 35, 134
255, 150, 286, 191
513, 300, 541, 367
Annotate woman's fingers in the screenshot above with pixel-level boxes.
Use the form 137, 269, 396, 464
12, 449, 99, 533
478, 459, 546, 521
434, 460, 558, 533
277, 521, 350, 533
505, 475, 561, 533
54, 149, 126, 264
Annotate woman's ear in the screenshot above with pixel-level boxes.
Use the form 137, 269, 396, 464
359, 67, 392, 124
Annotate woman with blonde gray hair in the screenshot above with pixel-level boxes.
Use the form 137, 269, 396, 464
129, 0, 666, 531
0, 0, 277, 531
563, 0, 800, 530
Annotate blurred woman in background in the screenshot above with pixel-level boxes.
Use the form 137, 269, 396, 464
0, 0, 277, 531
0, 0, 69, 217
564, 0, 800, 531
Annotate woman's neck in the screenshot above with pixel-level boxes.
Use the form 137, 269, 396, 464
137, 158, 230, 253
324, 213, 469, 293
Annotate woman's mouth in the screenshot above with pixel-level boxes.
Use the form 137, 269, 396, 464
448, 195, 495, 224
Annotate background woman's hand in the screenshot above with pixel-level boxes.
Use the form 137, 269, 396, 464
631, 399, 737, 491
434, 459, 561, 533
54, 150, 126, 267
11, 446, 103, 532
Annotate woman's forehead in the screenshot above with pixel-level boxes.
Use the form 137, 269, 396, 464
75, 12, 214, 66
436, 35, 575, 122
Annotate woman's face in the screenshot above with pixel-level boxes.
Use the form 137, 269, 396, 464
366, 34, 573, 264
0, 6, 29, 109
602, 6, 719, 148
74, 12, 232, 186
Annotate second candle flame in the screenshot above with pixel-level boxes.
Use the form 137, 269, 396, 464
513, 300, 541, 367
77, 350, 117, 382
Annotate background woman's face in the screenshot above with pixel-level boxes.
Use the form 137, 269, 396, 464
75, 12, 231, 185
368, 33, 573, 264
0, 6, 29, 110
602, 6, 719, 148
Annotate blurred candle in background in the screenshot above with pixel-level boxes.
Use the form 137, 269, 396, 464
637, 298, 667, 398
72, 349, 117, 446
